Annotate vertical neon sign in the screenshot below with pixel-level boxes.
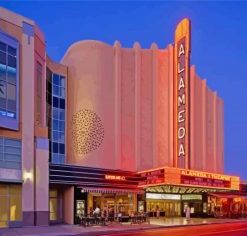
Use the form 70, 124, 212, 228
174, 19, 191, 169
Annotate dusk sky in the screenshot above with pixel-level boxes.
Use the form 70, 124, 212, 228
1, 1, 247, 179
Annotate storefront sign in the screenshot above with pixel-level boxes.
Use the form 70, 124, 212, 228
139, 169, 164, 186
174, 18, 191, 169
105, 175, 126, 181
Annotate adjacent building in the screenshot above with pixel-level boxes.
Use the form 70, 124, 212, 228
0, 7, 241, 228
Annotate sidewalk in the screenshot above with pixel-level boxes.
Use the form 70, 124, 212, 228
0, 217, 246, 236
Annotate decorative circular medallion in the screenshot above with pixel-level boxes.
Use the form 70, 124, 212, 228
72, 109, 104, 155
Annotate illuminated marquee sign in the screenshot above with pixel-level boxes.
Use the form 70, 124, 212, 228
174, 19, 191, 169
146, 193, 181, 200
139, 169, 164, 186
181, 194, 202, 200
181, 170, 230, 181
105, 175, 126, 181
138, 167, 239, 191
180, 170, 231, 188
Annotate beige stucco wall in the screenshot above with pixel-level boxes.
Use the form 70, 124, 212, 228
35, 147, 49, 213
62, 40, 116, 169
21, 25, 35, 215
0, 7, 50, 226
63, 186, 74, 224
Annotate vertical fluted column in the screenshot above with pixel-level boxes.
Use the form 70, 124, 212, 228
202, 79, 207, 171
168, 44, 174, 167
134, 42, 141, 171
213, 91, 218, 172
190, 65, 195, 169
220, 99, 224, 173
114, 41, 122, 169
151, 43, 158, 167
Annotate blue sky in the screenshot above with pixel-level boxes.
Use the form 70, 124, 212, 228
1, 1, 247, 179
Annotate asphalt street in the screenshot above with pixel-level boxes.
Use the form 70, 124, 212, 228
96, 222, 247, 236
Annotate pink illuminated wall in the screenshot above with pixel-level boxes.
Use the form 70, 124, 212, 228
62, 38, 224, 174
140, 49, 154, 169
121, 49, 135, 170
189, 65, 224, 173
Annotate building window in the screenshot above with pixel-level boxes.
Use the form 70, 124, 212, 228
0, 136, 21, 170
0, 42, 17, 118
51, 74, 65, 164
0, 184, 21, 227
46, 69, 66, 164
0, 32, 19, 130
36, 61, 42, 125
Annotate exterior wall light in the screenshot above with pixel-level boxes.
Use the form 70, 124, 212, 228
23, 171, 33, 182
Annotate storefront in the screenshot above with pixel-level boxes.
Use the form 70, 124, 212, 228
74, 187, 141, 224
49, 163, 144, 224
0, 184, 22, 228
207, 193, 247, 218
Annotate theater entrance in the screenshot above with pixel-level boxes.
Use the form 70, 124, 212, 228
146, 193, 181, 217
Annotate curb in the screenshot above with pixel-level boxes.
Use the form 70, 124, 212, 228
73, 220, 247, 236
1, 220, 246, 236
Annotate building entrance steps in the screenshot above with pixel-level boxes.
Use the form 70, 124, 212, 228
0, 218, 247, 236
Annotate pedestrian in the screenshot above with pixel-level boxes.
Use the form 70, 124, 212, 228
185, 205, 191, 221
93, 205, 101, 216
156, 206, 160, 219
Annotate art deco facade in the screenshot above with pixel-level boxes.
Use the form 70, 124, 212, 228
62, 34, 224, 173
0, 7, 237, 228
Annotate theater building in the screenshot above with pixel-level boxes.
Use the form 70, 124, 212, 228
0, 7, 240, 228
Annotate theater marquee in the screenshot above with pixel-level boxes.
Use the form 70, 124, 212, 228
174, 18, 191, 169
138, 167, 240, 191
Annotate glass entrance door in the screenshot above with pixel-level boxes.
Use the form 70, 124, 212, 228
164, 201, 181, 217
146, 199, 181, 217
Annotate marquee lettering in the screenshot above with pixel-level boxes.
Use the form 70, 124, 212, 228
177, 40, 186, 160
178, 43, 185, 57
178, 94, 185, 107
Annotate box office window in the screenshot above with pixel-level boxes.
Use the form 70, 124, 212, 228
0, 136, 21, 170
0, 33, 19, 130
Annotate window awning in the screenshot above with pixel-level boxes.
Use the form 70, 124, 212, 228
78, 186, 144, 194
